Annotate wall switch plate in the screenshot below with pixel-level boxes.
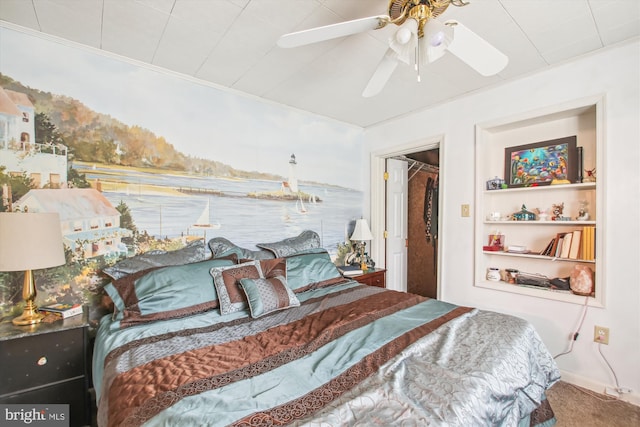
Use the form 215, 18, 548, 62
461, 204, 470, 217
594, 326, 609, 344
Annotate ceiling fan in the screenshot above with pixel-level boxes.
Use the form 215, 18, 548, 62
277, 0, 508, 97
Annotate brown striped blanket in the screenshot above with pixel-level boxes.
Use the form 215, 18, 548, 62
94, 284, 559, 426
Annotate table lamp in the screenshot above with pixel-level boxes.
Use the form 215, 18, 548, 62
350, 218, 374, 270
0, 212, 66, 326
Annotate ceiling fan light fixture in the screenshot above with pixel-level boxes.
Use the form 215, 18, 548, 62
421, 19, 453, 64
430, 31, 446, 47
396, 27, 413, 44
389, 18, 418, 64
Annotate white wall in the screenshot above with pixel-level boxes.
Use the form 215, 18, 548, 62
364, 39, 640, 403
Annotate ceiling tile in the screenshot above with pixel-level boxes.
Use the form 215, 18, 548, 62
135, 0, 176, 15
196, 9, 284, 86
501, 0, 602, 64
32, 0, 103, 48
244, 0, 322, 32
101, 0, 170, 62
153, 0, 243, 75
0, 0, 39, 29
589, 0, 640, 45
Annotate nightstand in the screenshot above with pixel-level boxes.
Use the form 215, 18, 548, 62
0, 310, 90, 427
351, 268, 386, 288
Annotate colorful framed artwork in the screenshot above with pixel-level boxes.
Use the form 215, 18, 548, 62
504, 136, 577, 188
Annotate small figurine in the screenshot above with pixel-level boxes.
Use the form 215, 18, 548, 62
486, 177, 505, 190
583, 167, 596, 182
512, 205, 536, 221
551, 203, 564, 221
576, 200, 590, 221
536, 208, 549, 221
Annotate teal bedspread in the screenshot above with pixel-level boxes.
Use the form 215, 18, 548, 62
93, 282, 559, 426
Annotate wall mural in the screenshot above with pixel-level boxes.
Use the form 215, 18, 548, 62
0, 27, 364, 326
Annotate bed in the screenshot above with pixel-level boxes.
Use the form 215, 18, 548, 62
94, 232, 560, 426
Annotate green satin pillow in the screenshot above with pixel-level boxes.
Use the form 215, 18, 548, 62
104, 257, 234, 328
285, 249, 344, 293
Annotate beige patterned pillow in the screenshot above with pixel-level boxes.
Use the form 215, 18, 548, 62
239, 276, 299, 318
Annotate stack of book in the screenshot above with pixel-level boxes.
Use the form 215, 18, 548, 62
539, 229, 583, 259
338, 265, 364, 277
39, 303, 83, 319
539, 227, 596, 260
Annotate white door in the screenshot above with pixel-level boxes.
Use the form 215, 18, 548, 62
385, 158, 408, 292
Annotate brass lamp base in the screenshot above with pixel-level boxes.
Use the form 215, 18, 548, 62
12, 301, 45, 326
12, 269, 45, 326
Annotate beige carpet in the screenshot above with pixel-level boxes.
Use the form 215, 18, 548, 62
546, 381, 640, 426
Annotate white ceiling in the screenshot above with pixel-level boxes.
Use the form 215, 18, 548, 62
0, 0, 638, 128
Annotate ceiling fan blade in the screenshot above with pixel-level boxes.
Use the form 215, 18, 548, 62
278, 15, 389, 48
444, 20, 508, 76
362, 48, 400, 98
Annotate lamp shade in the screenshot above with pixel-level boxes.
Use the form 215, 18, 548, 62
0, 212, 66, 272
350, 218, 373, 241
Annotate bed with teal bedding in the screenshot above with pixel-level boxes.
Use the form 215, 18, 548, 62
94, 235, 559, 426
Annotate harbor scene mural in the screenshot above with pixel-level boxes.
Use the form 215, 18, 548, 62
0, 27, 364, 324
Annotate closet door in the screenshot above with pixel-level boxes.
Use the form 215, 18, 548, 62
385, 158, 408, 292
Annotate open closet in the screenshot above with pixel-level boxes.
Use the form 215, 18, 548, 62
390, 149, 439, 298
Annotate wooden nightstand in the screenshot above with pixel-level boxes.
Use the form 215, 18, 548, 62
0, 310, 90, 427
351, 268, 386, 288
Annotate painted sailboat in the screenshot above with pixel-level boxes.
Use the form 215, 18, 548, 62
192, 200, 221, 229
296, 197, 308, 215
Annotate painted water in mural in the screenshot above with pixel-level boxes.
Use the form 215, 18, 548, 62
80, 163, 361, 250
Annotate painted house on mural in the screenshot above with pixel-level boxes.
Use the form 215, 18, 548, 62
0, 86, 67, 188
14, 188, 131, 259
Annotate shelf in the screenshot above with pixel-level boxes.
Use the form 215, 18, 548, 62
483, 182, 596, 194
483, 220, 596, 226
482, 250, 596, 263
477, 280, 601, 306
475, 97, 603, 307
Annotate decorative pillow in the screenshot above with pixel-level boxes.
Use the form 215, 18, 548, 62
210, 258, 286, 315
208, 237, 275, 260
285, 249, 345, 293
102, 240, 208, 280
103, 266, 161, 314
104, 258, 234, 328
239, 276, 300, 318
256, 230, 321, 258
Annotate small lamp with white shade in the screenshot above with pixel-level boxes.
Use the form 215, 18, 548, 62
350, 218, 374, 270
0, 212, 66, 326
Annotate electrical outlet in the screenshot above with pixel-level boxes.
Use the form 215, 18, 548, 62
461, 204, 470, 217
594, 326, 609, 344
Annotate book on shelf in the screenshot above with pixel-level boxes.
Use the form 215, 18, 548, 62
560, 232, 573, 258
39, 303, 83, 319
581, 226, 596, 260
540, 237, 556, 256
338, 265, 363, 276
568, 230, 582, 259
552, 233, 567, 257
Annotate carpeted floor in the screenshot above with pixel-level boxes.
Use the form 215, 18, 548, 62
546, 381, 640, 426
